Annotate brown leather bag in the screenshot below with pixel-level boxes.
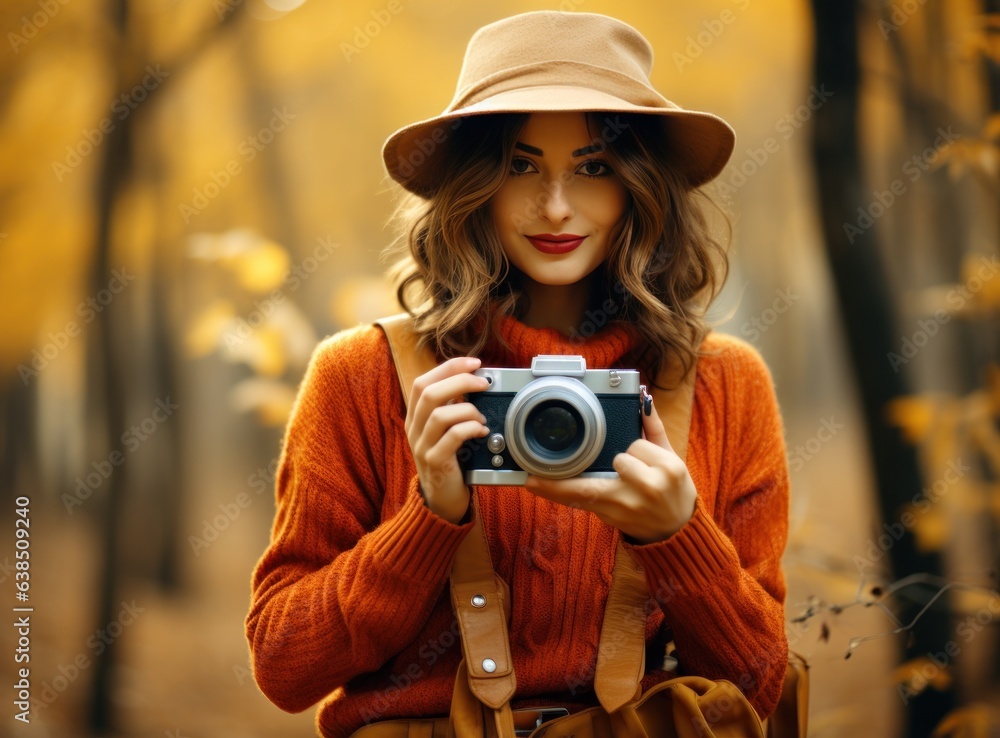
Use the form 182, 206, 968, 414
356, 314, 808, 738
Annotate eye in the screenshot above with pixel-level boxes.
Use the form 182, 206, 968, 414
578, 160, 612, 178
510, 156, 537, 176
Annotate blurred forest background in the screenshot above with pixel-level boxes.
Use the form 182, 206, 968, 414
0, 0, 998, 736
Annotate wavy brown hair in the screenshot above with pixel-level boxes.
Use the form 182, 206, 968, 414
381, 112, 732, 390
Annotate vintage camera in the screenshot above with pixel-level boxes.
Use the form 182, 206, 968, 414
459, 355, 645, 486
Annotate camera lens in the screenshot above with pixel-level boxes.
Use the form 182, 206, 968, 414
527, 401, 582, 454
504, 376, 606, 479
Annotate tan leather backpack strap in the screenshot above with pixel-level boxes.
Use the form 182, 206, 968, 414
449, 517, 517, 710
594, 337, 702, 714
373, 313, 439, 410
593, 545, 649, 713
765, 651, 809, 738
374, 312, 518, 719
449, 659, 516, 738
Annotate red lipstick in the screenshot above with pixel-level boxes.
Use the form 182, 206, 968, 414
525, 233, 586, 254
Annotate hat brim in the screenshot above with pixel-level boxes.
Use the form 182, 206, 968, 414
382, 85, 735, 197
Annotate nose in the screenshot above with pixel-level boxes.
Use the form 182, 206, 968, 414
539, 179, 573, 224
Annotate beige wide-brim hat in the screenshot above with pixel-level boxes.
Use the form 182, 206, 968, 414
382, 10, 736, 198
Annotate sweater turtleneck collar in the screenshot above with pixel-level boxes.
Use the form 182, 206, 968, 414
478, 312, 644, 371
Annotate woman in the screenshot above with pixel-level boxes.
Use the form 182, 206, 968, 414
245, 10, 790, 737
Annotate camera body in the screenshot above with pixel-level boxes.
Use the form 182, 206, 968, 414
459, 355, 643, 486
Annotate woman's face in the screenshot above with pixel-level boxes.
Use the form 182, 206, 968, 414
489, 112, 628, 289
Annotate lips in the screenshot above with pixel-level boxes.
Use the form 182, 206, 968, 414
525, 233, 587, 254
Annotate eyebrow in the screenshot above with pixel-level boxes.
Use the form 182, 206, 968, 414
514, 142, 605, 157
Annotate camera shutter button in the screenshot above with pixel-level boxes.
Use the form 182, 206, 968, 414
487, 433, 506, 454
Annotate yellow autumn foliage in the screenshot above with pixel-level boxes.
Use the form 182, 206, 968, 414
932, 705, 1000, 738
892, 656, 953, 694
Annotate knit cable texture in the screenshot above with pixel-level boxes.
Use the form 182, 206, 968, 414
245, 314, 790, 737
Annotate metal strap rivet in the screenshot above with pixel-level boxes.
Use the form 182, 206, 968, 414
471, 594, 486, 608
482, 658, 497, 673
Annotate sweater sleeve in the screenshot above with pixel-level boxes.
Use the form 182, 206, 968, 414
623, 336, 790, 719
244, 325, 474, 713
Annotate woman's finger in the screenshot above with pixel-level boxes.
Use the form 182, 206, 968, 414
411, 356, 481, 395
407, 357, 480, 412
624, 438, 674, 467
422, 402, 487, 443
524, 475, 612, 510
409, 369, 489, 437
640, 397, 672, 450
424, 420, 491, 468
613, 452, 665, 492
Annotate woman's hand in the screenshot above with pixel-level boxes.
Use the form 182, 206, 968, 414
405, 356, 491, 524
523, 398, 697, 544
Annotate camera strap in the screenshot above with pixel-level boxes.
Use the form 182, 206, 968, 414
373, 312, 700, 721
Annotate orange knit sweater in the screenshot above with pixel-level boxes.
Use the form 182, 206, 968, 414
245, 314, 790, 737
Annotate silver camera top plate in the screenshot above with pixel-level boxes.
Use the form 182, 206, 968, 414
474, 362, 641, 394
530, 355, 587, 376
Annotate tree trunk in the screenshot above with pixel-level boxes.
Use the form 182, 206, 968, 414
85, 2, 247, 729
980, 0, 1000, 693
809, 2, 957, 735
149, 267, 183, 591
87, 0, 130, 727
